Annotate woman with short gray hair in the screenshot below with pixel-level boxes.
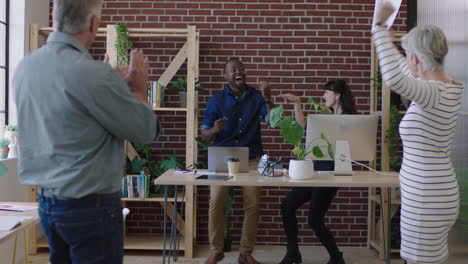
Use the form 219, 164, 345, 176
372, 2, 464, 264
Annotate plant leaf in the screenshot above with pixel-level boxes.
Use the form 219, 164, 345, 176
280, 120, 303, 146
312, 146, 324, 158
160, 156, 184, 171
327, 142, 334, 160
269, 106, 283, 128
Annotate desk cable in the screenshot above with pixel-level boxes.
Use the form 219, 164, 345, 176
338, 155, 398, 176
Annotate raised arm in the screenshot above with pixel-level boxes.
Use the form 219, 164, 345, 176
277, 93, 305, 127
372, 3, 441, 109
373, 27, 441, 109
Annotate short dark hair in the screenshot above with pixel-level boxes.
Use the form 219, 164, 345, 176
323, 79, 357, 114
223, 58, 243, 73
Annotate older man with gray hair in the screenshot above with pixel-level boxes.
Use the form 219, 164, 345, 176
12, 0, 159, 263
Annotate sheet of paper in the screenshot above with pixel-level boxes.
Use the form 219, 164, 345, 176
174, 170, 216, 175
373, 0, 403, 29
0, 216, 33, 231
0, 203, 38, 212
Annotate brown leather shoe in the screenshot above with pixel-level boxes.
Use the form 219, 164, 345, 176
238, 254, 261, 264
204, 252, 224, 264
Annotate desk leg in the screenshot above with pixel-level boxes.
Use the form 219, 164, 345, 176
163, 185, 168, 264
169, 186, 179, 264
386, 187, 391, 264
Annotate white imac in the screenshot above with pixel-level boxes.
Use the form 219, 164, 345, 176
306, 114, 379, 175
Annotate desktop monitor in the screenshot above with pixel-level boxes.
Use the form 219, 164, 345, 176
306, 114, 379, 175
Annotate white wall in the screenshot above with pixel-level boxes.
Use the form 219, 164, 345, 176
7, 0, 49, 133
1, 1, 49, 262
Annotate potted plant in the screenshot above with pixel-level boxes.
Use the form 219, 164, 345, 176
0, 138, 11, 159
270, 105, 333, 179
4, 125, 17, 158
168, 77, 203, 107
115, 23, 133, 66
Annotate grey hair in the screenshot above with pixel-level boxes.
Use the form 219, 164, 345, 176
53, 0, 103, 34
401, 24, 448, 72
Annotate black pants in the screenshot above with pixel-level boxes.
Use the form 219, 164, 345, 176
281, 187, 340, 259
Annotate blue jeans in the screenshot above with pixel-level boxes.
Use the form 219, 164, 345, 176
38, 191, 123, 264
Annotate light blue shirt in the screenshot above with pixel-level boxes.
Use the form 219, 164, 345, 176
12, 32, 160, 199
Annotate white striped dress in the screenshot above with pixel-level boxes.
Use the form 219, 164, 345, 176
372, 27, 463, 264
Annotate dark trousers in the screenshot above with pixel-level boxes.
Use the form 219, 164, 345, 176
281, 187, 340, 259
38, 192, 123, 264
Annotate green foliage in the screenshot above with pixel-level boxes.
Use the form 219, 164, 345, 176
270, 106, 333, 160
4, 125, 16, 131
386, 105, 402, 172
0, 138, 10, 147
307, 98, 332, 114
168, 77, 203, 92
127, 142, 184, 195
115, 23, 133, 66
456, 167, 468, 227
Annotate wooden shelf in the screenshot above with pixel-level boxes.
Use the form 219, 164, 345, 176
124, 235, 185, 250
153, 107, 188, 112
121, 192, 185, 202
369, 194, 401, 205
37, 237, 48, 248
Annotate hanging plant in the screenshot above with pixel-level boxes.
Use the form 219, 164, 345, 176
115, 23, 133, 66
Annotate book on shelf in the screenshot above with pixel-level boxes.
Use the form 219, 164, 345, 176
122, 173, 151, 198
146, 81, 164, 108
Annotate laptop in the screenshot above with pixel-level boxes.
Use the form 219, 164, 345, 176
208, 146, 249, 173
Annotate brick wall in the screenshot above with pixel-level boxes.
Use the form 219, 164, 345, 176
49, 0, 407, 247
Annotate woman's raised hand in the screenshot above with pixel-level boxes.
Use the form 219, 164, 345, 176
278, 93, 301, 104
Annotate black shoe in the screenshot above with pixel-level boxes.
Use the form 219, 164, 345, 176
278, 252, 302, 264
327, 252, 345, 264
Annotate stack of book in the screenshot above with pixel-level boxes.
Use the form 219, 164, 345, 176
121, 173, 151, 198
146, 81, 164, 108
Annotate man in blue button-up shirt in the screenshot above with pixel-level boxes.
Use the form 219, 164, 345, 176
201, 58, 273, 264
12, 0, 159, 263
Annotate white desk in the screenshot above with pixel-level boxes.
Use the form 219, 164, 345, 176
0, 202, 39, 244
155, 169, 399, 264
0, 202, 39, 264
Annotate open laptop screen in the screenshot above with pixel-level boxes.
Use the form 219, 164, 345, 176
207, 147, 249, 173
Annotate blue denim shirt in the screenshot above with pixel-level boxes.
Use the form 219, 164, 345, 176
202, 85, 268, 159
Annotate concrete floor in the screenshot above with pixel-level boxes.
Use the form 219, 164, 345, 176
29, 245, 407, 264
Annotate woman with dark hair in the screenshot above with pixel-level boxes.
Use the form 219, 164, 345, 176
276, 80, 355, 264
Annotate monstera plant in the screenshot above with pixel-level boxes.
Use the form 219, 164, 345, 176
270, 105, 333, 179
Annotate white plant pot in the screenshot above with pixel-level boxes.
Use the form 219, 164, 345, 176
288, 159, 314, 180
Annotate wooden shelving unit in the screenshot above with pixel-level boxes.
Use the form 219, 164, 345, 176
28, 24, 200, 258
367, 33, 404, 259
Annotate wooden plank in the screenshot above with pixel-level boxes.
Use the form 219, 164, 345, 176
106, 25, 118, 67
153, 107, 188, 112
127, 28, 188, 33
127, 33, 188, 38
157, 42, 188, 87
379, 188, 389, 260
367, 187, 376, 249
184, 185, 194, 258
185, 26, 196, 169
124, 235, 185, 250
184, 26, 197, 258
159, 202, 185, 236
126, 141, 140, 161
29, 24, 39, 52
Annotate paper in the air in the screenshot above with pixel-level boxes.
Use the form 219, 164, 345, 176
373, 0, 403, 29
